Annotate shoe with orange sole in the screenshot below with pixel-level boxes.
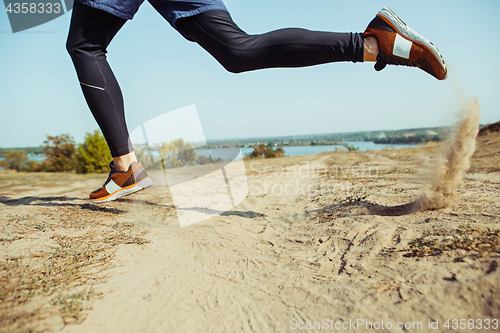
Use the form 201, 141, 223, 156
90, 161, 153, 203
363, 7, 447, 80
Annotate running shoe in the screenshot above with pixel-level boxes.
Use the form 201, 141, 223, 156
363, 7, 447, 80
90, 161, 153, 203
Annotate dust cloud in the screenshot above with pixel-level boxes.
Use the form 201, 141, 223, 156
414, 97, 481, 211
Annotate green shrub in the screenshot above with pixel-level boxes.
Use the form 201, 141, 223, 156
23, 160, 43, 172
74, 130, 112, 174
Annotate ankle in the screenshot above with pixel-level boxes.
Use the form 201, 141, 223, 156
363, 36, 379, 62
113, 151, 138, 172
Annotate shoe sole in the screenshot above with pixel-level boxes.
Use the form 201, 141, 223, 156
91, 176, 154, 203
377, 7, 448, 79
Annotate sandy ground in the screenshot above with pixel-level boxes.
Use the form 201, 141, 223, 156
1, 131, 499, 333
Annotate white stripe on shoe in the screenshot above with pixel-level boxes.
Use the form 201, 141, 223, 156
105, 179, 121, 195
393, 34, 412, 59
92, 177, 153, 203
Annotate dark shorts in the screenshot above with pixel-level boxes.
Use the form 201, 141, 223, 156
74, 0, 228, 30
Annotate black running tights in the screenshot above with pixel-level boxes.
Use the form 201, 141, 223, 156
66, 2, 364, 157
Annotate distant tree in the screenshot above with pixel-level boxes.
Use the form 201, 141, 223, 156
196, 155, 211, 165
265, 147, 285, 158
75, 130, 112, 173
247, 144, 266, 159
43, 134, 76, 172
134, 145, 157, 168
158, 138, 197, 168
247, 144, 285, 159
3, 150, 29, 171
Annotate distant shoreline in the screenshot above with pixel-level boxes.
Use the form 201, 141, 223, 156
0, 142, 422, 163
0, 125, 452, 153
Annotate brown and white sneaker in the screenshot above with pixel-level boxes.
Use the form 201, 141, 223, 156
90, 161, 153, 203
363, 7, 448, 80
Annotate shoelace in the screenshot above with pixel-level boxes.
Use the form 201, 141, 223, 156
101, 161, 118, 187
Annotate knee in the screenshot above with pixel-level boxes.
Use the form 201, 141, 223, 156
217, 48, 251, 74
66, 39, 101, 65
66, 35, 95, 60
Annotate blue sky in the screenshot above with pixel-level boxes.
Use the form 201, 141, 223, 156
1, 0, 499, 148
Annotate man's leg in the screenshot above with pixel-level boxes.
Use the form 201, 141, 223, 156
66, 2, 137, 172
67, 3, 152, 203
176, 10, 366, 74
176, 8, 446, 80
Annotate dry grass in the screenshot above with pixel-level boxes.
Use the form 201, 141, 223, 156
0, 196, 149, 332
405, 226, 500, 258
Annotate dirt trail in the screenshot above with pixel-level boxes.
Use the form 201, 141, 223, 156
1, 139, 499, 333
62, 151, 499, 333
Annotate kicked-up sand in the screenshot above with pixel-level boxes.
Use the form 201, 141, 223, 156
1, 121, 499, 332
